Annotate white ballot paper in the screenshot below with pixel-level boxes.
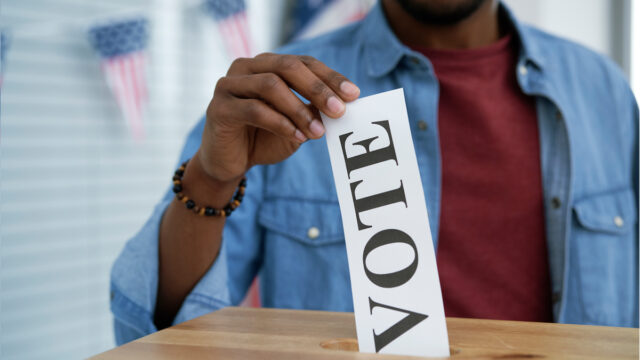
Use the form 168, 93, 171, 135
322, 88, 449, 357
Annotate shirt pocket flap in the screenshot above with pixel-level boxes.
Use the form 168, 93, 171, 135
573, 188, 637, 235
258, 198, 344, 246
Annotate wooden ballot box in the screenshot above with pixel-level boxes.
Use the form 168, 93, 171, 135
92, 307, 638, 359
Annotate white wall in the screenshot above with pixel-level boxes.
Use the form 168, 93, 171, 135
631, 0, 640, 93
0, 0, 279, 359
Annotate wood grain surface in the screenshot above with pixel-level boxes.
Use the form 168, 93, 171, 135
92, 307, 638, 359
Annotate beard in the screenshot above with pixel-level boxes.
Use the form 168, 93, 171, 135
395, 0, 488, 25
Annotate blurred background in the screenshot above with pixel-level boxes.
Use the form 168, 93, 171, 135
0, 0, 638, 358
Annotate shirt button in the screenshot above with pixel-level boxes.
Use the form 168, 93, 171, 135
613, 216, 624, 227
307, 226, 320, 239
551, 197, 562, 209
519, 64, 528, 76
555, 110, 563, 121
417, 120, 428, 131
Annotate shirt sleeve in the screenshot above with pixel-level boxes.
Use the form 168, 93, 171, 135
630, 91, 638, 208
629, 89, 639, 328
109, 117, 265, 345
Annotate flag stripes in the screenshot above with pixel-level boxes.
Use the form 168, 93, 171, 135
102, 52, 147, 139
89, 18, 149, 140
218, 11, 252, 58
204, 0, 253, 59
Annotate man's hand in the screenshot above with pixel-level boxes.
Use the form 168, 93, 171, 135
198, 53, 361, 184
155, 53, 359, 330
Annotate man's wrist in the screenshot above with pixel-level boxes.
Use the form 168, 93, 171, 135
180, 151, 244, 208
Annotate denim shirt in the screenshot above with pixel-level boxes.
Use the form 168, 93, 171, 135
110, 2, 639, 344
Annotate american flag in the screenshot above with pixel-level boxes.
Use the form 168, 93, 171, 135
88, 18, 149, 140
204, 0, 253, 59
287, 0, 373, 41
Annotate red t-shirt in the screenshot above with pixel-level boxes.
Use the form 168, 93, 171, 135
414, 35, 552, 321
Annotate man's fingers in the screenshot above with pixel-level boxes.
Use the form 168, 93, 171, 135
298, 55, 360, 102
248, 53, 354, 119
219, 74, 325, 139
233, 97, 306, 143
226, 57, 252, 76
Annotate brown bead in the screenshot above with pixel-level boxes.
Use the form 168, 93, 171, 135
173, 180, 181, 185
198, 208, 206, 216
233, 200, 240, 206
181, 196, 189, 203
176, 193, 184, 200
193, 205, 201, 213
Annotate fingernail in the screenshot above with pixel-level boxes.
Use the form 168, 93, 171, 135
327, 96, 345, 115
340, 81, 360, 97
309, 120, 325, 137
294, 129, 307, 143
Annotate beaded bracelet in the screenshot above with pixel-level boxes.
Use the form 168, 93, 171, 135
171, 159, 246, 218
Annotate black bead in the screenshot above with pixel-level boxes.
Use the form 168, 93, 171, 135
204, 207, 215, 216
234, 194, 244, 201
175, 169, 184, 176
185, 200, 195, 209
172, 175, 181, 181
239, 178, 247, 187
173, 184, 182, 193
224, 205, 233, 215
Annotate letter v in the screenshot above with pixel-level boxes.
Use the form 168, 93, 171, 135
368, 297, 429, 352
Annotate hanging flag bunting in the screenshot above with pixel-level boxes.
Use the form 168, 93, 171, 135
0, 31, 10, 90
88, 18, 149, 140
287, 0, 374, 41
203, 0, 253, 59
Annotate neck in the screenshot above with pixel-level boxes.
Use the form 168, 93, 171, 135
382, 0, 501, 50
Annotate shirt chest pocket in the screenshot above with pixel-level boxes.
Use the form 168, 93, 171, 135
571, 187, 638, 326
573, 187, 637, 235
258, 198, 345, 247
257, 198, 353, 310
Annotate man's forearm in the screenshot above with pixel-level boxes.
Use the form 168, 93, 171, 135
155, 150, 240, 329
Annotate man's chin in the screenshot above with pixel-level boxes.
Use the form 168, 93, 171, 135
396, 0, 488, 25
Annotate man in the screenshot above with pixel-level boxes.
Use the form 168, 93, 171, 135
111, 0, 638, 344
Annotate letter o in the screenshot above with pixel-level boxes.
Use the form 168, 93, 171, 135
363, 229, 418, 288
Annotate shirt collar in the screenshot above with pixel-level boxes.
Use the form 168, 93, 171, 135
361, 1, 407, 78
501, 3, 545, 70
360, 1, 545, 78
